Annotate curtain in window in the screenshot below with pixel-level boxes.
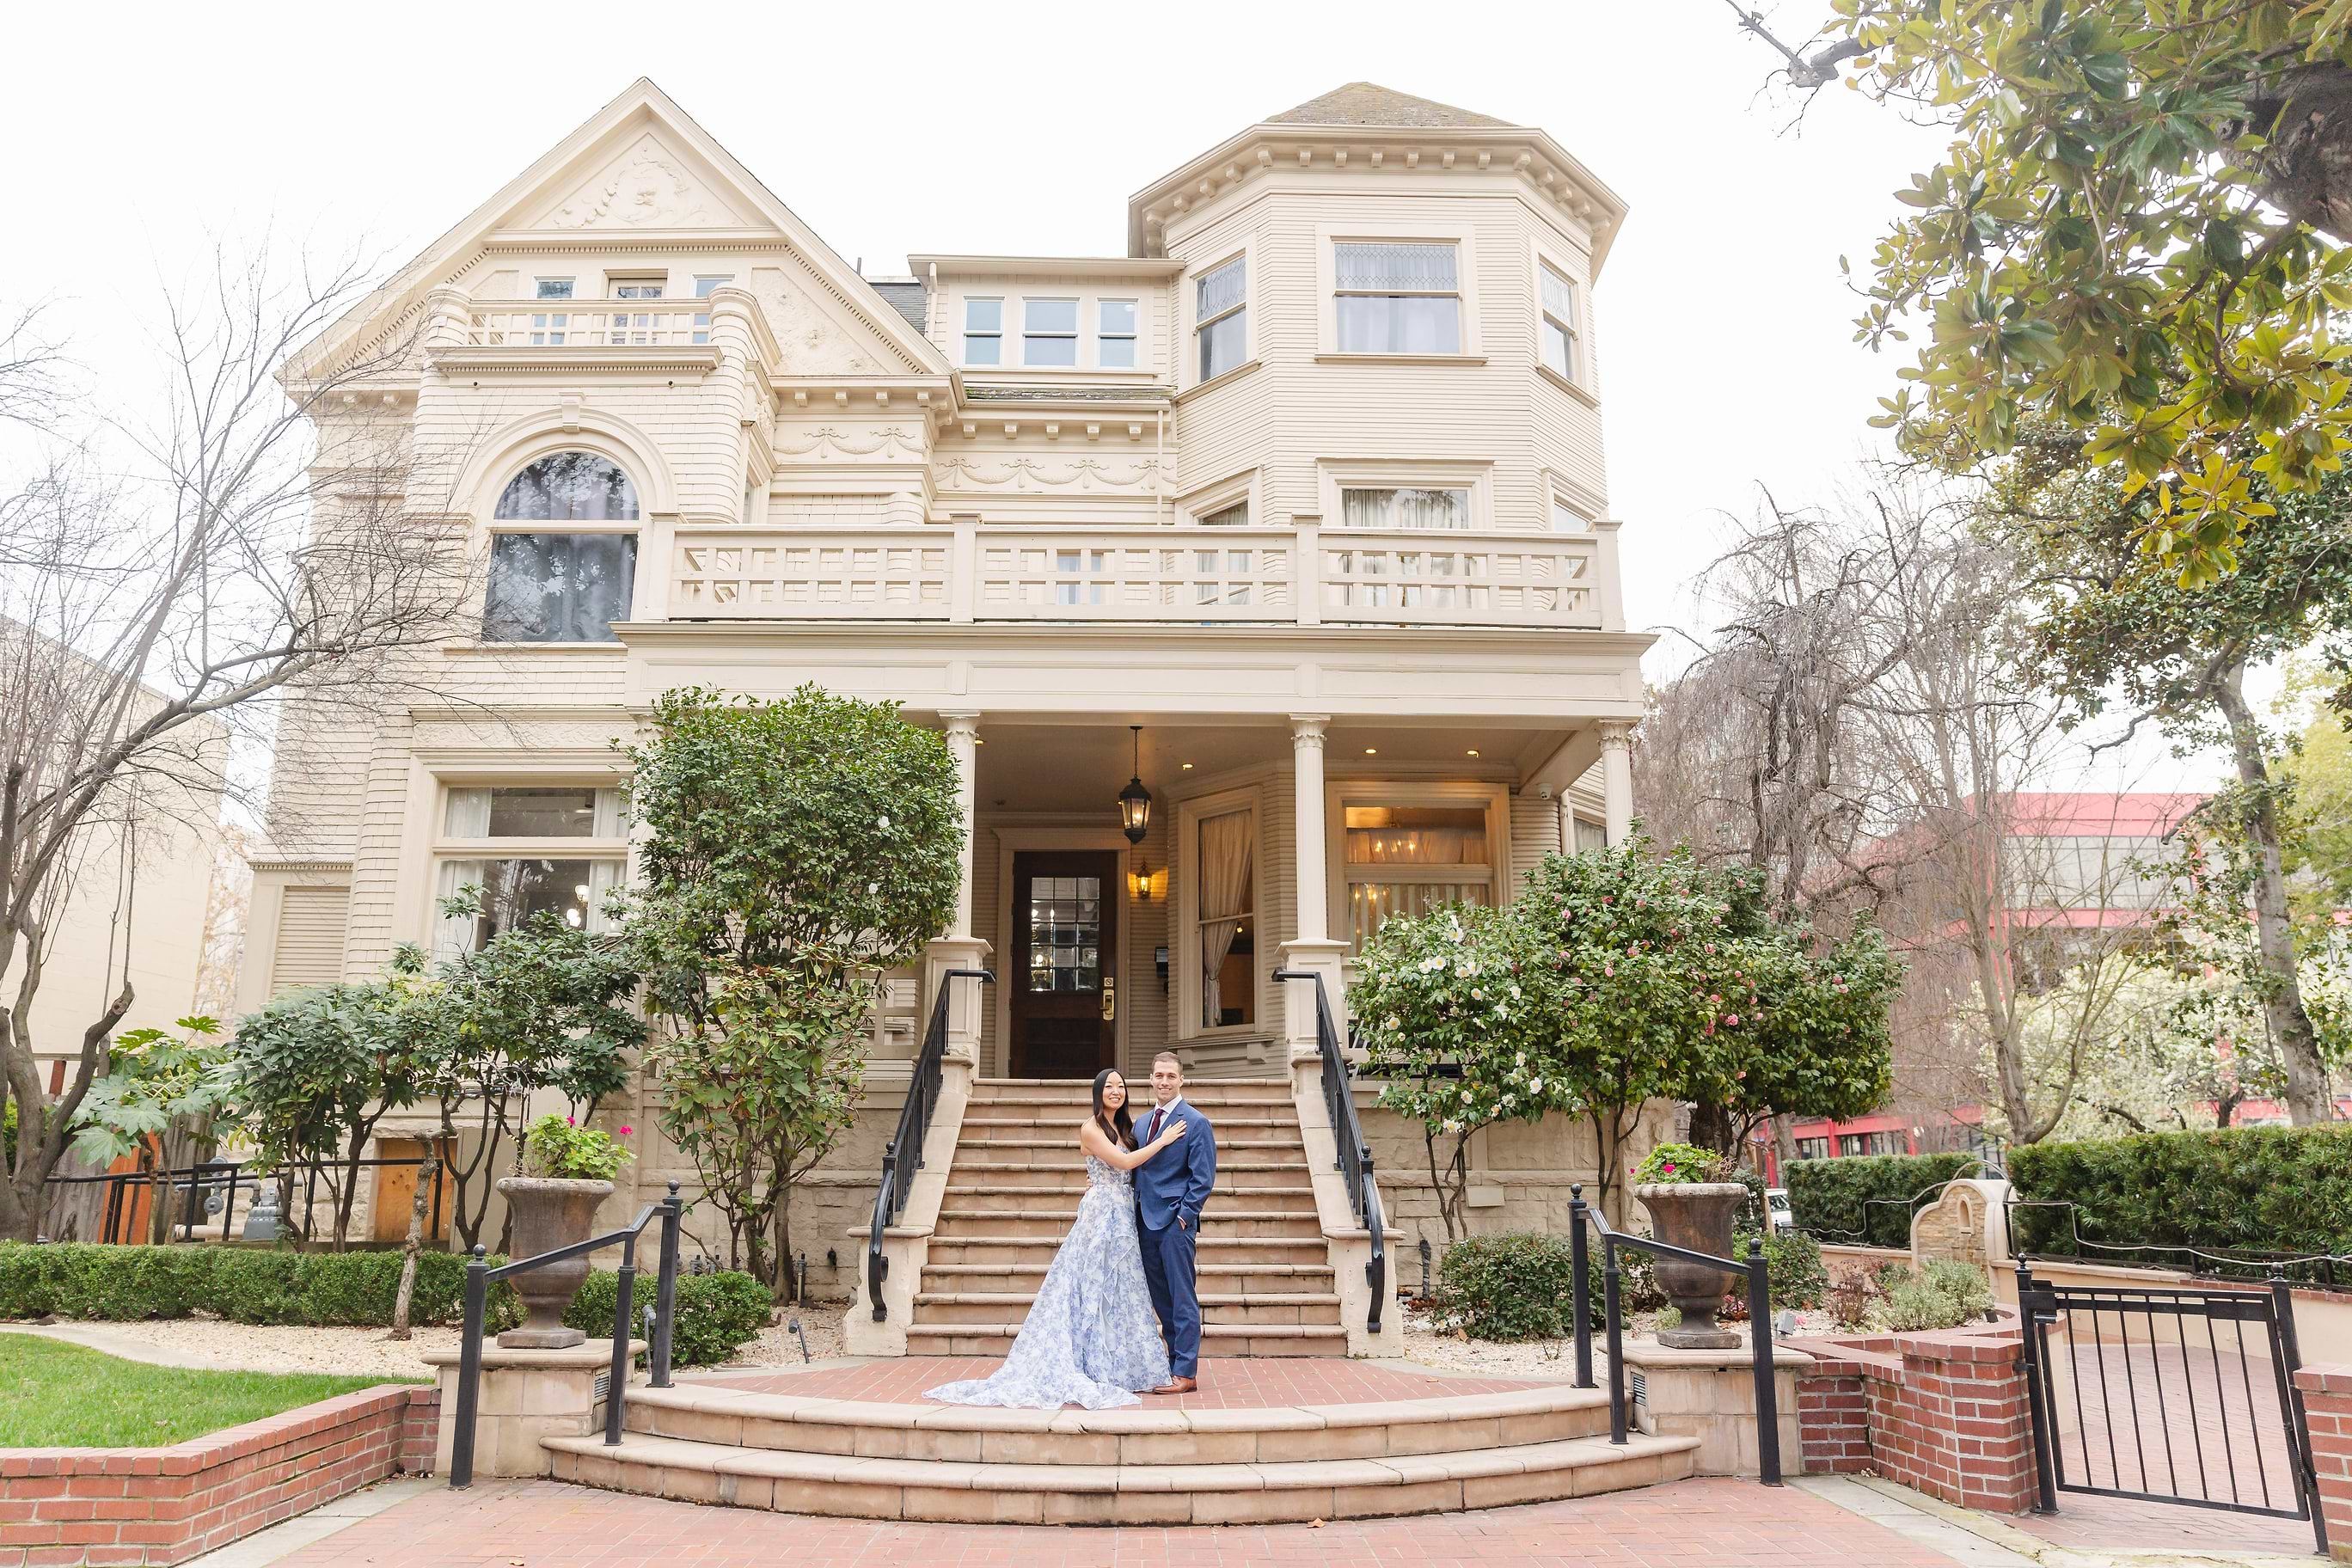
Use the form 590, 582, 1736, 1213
432, 859, 486, 964
1197, 258, 1246, 319
494, 452, 640, 521
1344, 825, 1484, 864
1340, 487, 1469, 530
591, 788, 625, 839
586, 858, 624, 933
443, 788, 492, 838
482, 534, 638, 643
1197, 809, 1253, 1029
1335, 243, 1456, 291
1540, 265, 1576, 322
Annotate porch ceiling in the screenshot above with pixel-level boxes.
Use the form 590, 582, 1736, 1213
965, 720, 1579, 812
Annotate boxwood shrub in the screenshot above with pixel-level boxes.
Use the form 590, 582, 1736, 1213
1783, 1152, 1979, 1247
1431, 1232, 1583, 1341
0, 1243, 770, 1367
2006, 1124, 2352, 1265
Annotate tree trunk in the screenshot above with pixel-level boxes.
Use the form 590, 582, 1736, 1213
773, 1182, 796, 1305
2212, 671, 2332, 1126
387, 1149, 439, 1340
1686, 1099, 1739, 1160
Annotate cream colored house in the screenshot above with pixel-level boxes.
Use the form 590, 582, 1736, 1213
246, 79, 1651, 1310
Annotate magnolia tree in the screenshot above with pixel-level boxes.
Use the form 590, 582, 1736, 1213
1361, 836, 1900, 1228
621, 684, 961, 1300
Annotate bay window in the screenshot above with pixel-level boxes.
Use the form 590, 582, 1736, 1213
1195, 257, 1246, 382
1339, 486, 1470, 530
1338, 797, 1501, 950
1022, 298, 1079, 365
1540, 261, 1580, 382
1098, 299, 1138, 368
963, 298, 1003, 365
1334, 242, 1460, 354
432, 786, 626, 959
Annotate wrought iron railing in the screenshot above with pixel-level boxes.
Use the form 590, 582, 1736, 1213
867, 967, 993, 1322
44, 1153, 444, 1246
1570, 1185, 1782, 1485
447, 1181, 683, 1489
1273, 969, 1386, 1337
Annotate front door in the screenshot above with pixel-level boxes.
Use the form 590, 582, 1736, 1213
1009, 850, 1119, 1079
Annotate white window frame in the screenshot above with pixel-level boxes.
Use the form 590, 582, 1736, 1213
1318, 459, 1494, 531
1531, 238, 1595, 399
425, 780, 630, 960
1314, 222, 1481, 360
1097, 297, 1140, 369
1179, 468, 1260, 529
962, 297, 1005, 366
1547, 470, 1603, 534
1020, 297, 1081, 367
1174, 785, 1265, 1042
606, 275, 667, 299
534, 278, 575, 301
481, 448, 645, 640
1187, 248, 1253, 389
690, 276, 733, 345
1331, 241, 1463, 357
1323, 781, 1510, 954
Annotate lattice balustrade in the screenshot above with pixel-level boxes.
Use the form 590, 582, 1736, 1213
465, 304, 709, 346
1319, 534, 1601, 628
974, 530, 1294, 620
672, 533, 951, 618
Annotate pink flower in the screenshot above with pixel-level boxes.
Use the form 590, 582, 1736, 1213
618, 1125, 634, 1136
1726, 1014, 1741, 1026
566, 1116, 576, 1126
1604, 964, 1614, 977
1660, 1161, 1678, 1175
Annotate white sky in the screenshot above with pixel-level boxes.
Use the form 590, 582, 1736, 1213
4, 0, 2229, 789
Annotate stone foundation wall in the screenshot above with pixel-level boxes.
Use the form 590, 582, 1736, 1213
0, 1384, 433, 1566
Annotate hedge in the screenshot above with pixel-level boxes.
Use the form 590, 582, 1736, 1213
0, 1243, 771, 1368
1783, 1152, 1980, 1248
2006, 1124, 2352, 1265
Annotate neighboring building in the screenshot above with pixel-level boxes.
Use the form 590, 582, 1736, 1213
242, 80, 1645, 1272
1771, 792, 2208, 1177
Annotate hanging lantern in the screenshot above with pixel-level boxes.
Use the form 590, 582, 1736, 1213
1118, 725, 1152, 845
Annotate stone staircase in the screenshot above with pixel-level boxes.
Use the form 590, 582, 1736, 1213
545, 1375, 1698, 1524
907, 1078, 1350, 1358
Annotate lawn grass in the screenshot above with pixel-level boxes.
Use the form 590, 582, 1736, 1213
0, 1334, 420, 1448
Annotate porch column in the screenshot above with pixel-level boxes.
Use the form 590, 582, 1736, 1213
925, 711, 989, 1066
1278, 714, 1350, 1069
1600, 720, 1634, 845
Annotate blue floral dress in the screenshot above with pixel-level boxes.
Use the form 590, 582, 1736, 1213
923, 1153, 1171, 1409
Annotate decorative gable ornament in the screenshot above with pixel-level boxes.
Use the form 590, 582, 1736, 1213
548, 134, 734, 229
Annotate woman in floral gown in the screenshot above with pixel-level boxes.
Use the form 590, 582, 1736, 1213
923, 1068, 1187, 1410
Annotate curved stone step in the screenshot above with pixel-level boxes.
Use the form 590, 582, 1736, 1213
941, 1162, 1314, 1189
914, 1290, 1344, 1326
545, 1425, 1696, 1524
943, 1181, 1320, 1211
924, 1234, 1328, 1267
907, 1321, 1350, 1357
932, 1209, 1324, 1240
920, 1261, 1335, 1296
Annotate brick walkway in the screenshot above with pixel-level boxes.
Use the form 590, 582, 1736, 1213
695, 1357, 1555, 1408
261, 1476, 1972, 1565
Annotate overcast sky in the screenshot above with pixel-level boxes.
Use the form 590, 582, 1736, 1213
6, 0, 2226, 788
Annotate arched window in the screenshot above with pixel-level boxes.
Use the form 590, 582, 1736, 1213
493, 451, 640, 522
482, 451, 640, 644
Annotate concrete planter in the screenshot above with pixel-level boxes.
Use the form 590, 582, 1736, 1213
1634, 1181, 1747, 1350
494, 1175, 612, 1348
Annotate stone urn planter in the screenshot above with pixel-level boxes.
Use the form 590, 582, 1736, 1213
1633, 1181, 1748, 1350
494, 1175, 612, 1349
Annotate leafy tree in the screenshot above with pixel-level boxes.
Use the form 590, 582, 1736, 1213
2282, 686, 2352, 915
71, 1017, 236, 1245
1734, 2, 2352, 585
1994, 465, 2352, 1122
1355, 903, 1553, 1241
228, 955, 438, 1250
620, 685, 961, 1300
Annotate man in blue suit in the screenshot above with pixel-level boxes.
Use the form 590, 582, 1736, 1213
1134, 1050, 1216, 1393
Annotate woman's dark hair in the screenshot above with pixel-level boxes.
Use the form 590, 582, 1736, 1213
1090, 1068, 1136, 1150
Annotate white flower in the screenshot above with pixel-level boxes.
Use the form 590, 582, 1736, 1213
1528, 1076, 1544, 1093
867, 881, 879, 895
877, 814, 891, 830
1420, 956, 1446, 973
1384, 1014, 1400, 1030
1516, 1051, 1527, 1066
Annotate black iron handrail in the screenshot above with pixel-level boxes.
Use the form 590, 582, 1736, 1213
1570, 1184, 1782, 1485
1273, 969, 1385, 1337
868, 967, 994, 1323
447, 1179, 683, 1489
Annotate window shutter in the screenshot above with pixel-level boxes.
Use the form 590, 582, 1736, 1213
271, 885, 350, 995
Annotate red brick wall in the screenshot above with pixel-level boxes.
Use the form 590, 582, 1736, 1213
1792, 1324, 2037, 1514
2294, 1363, 2352, 1561
0, 1383, 435, 1567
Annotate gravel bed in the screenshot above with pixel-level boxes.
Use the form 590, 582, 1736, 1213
4, 1319, 455, 1380
1395, 1301, 1843, 1378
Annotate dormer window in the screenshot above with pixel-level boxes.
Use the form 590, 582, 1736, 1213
1334, 242, 1460, 354
1099, 300, 1138, 369
964, 298, 1003, 365
1196, 257, 1247, 382
1022, 298, 1079, 366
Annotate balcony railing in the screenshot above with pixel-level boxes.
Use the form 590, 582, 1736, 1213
463, 303, 710, 347
668, 524, 1608, 630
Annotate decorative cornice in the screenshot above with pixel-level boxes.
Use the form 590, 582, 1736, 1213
430, 346, 720, 377
909, 254, 1188, 279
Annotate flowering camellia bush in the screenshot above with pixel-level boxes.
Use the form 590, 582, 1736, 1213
519, 1112, 633, 1182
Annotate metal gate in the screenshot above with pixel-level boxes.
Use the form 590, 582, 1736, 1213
2016, 1265, 2327, 1556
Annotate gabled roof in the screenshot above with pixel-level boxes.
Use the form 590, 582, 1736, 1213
290, 78, 948, 382
1268, 82, 1511, 130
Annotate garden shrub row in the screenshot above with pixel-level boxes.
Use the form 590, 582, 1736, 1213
0, 1243, 770, 1367
1783, 1152, 1980, 1247
2006, 1124, 2352, 1265
1428, 1226, 1827, 1343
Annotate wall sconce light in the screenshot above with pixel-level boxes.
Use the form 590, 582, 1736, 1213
1128, 854, 1166, 902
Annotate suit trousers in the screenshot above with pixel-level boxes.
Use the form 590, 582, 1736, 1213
1138, 1216, 1201, 1377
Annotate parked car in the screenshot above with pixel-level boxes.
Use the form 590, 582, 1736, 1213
1765, 1187, 1797, 1234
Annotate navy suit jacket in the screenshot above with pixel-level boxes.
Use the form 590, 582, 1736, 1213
1132, 1098, 1216, 1232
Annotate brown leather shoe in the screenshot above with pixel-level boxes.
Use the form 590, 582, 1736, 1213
1146, 1375, 1197, 1396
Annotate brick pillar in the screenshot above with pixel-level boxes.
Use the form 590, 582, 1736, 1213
1901, 1332, 2037, 1514
2294, 1363, 2352, 1560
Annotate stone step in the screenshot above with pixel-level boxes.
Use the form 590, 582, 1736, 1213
959, 1111, 1295, 1136
941, 1181, 1320, 1211
924, 1234, 1329, 1268
969, 1092, 1293, 1110
919, 1262, 1335, 1296
907, 1321, 1351, 1358
911, 1291, 1344, 1327
941, 1163, 1314, 1191
955, 1142, 1308, 1167
931, 1209, 1323, 1240
549, 1424, 1697, 1524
